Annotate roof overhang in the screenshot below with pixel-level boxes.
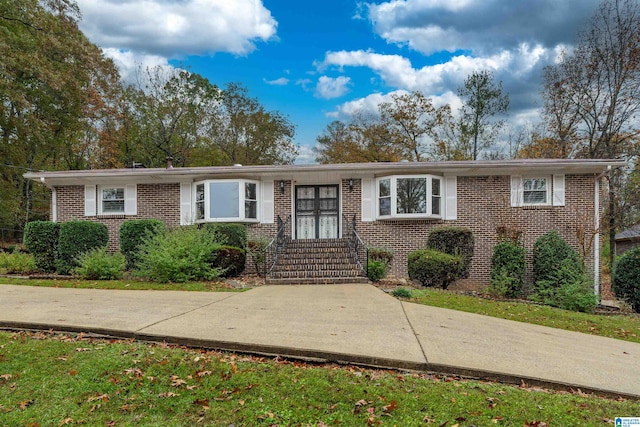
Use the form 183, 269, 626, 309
24, 159, 628, 188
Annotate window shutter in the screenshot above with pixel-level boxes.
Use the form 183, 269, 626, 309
552, 174, 565, 206
51, 188, 57, 222
180, 183, 192, 225
510, 176, 523, 207
84, 185, 96, 216
261, 180, 274, 224
361, 178, 375, 222
444, 176, 457, 220
124, 184, 137, 216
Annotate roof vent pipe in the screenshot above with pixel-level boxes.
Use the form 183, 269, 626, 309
166, 157, 173, 169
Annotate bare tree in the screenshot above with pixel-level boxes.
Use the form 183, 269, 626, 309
541, 0, 640, 268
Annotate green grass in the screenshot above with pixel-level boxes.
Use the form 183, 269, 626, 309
0, 331, 635, 426
0, 277, 244, 292
405, 288, 640, 344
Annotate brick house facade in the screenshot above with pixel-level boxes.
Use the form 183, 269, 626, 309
26, 159, 623, 295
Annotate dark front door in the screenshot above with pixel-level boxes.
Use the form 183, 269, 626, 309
295, 185, 339, 239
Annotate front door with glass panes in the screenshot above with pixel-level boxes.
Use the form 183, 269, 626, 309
295, 185, 339, 239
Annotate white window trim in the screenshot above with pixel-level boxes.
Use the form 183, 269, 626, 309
194, 179, 260, 223
522, 176, 552, 207
376, 174, 443, 220
97, 185, 127, 216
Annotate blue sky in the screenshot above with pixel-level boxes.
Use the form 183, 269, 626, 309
76, 0, 601, 163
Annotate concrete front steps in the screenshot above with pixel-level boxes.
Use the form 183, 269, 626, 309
266, 238, 368, 285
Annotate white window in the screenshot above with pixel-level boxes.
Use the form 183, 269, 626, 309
194, 179, 259, 222
376, 175, 442, 219
100, 187, 125, 214
511, 175, 564, 207
523, 178, 549, 205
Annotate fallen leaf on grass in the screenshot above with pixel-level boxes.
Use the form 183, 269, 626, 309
19, 399, 34, 410
196, 370, 212, 378
382, 401, 398, 413
158, 392, 179, 398
68, 370, 77, 376
170, 376, 187, 387
0, 373, 12, 381
75, 348, 91, 352
87, 394, 109, 403
59, 417, 73, 425
524, 422, 548, 427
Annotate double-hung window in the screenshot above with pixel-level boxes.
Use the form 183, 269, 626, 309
377, 175, 442, 219
523, 178, 548, 205
100, 187, 125, 214
194, 179, 259, 222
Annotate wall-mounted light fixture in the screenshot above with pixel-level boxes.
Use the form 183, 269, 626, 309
279, 180, 285, 194
348, 178, 354, 192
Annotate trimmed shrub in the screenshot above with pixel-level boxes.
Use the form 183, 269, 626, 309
119, 219, 165, 270
408, 249, 462, 289
0, 252, 36, 274
533, 231, 581, 286
531, 258, 597, 313
135, 226, 222, 283
212, 245, 246, 278
613, 246, 640, 312
200, 223, 247, 249
426, 227, 474, 278
74, 248, 125, 280
367, 259, 387, 282
368, 248, 393, 266
489, 241, 526, 297
24, 221, 60, 272
392, 287, 412, 298
57, 221, 109, 274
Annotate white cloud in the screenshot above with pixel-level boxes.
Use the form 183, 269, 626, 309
264, 77, 290, 86
102, 48, 173, 82
77, 0, 277, 58
296, 79, 313, 91
318, 47, 548, 95
315, 76, 352, 99
295, 145, 317, 165
367, 0, 599, 56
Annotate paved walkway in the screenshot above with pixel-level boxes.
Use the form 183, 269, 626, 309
0, 284, 638, 398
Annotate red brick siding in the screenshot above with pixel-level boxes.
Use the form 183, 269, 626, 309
342, 175, 599, 291
55, 184, 180, 251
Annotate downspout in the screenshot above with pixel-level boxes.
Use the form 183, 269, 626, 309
593, 165, 611, 298
594, 176, 600, 297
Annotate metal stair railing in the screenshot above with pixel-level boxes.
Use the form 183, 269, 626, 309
342, 214, 368, 276
263, 214, 291, 277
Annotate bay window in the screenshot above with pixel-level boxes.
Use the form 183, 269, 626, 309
194, 179, 259, 222
377, 175, 442, 219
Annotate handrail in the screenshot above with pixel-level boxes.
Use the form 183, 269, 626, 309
263, 214, 291, 276
342, 214, 368, 276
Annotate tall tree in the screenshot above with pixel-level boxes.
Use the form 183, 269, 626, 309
0, 0, 122, 228
200, 82, 297, 166
378, 91, 452, 161
541, 0, 640, 267
121, 66, 220, 168
457, 70, 509, 160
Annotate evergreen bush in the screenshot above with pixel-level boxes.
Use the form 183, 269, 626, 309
532, 231, 581, 286
0, 252, 36, 274
212, 245, 246, 278
135, 226, 222, 283
119, 219, 165, 270
426, 227, 474, 278
408, 249, 462, 289
490, 241, 526, 297
391, 287, 412, 298
56, 221, 108, 274
74, 248, 125, 280
366, 259, 387, 282
200, 223, 247, 249
24, 221, 60, 272
613, 246, 640, 312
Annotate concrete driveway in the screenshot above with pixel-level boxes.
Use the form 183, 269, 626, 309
0, 283, 638, 398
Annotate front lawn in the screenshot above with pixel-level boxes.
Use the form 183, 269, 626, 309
0, 331, 635, 426
405, 288, 640, 344
0, 277, 245, 292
